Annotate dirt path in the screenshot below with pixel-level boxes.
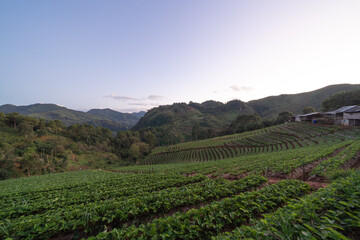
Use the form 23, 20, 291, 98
283, 146, 348, 181
267, 177, 328, 189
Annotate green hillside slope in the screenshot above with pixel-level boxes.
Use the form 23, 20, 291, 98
248, 83, 360, 118
0, 104, 140, 131
131, 84, 360, 141
144, 122, 360, 168
132, 100, 254, 134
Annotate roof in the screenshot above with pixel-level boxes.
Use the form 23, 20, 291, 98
345, 105, 360, 113
297, 112, 321, 117
326, 105, 359, 114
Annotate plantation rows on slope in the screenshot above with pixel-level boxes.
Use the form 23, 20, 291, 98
1, 123, 360, 239
145, 123, 360, 165
1, 134, 360, 239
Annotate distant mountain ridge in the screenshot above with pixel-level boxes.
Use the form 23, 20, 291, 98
2, 84, 359, 134
132, 84, 360, 137
0, 104, 143, 132
132, 99, 255, 135
248, 84, 360, 118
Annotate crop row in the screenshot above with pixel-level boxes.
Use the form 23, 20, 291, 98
0, 175, 266, 239
214, 170, 360, 239
149, 123, 349, 156
0, 174, 206, 219
311, 140, 360, 178
0, 170, 119, 197
90, 179, 311, 239
114, 141, 353, 178
145, 123, 359, 165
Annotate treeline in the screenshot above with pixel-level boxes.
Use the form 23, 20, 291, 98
322, 88, 360, 111
191, 111, 295, 139
0, 112, 153, 180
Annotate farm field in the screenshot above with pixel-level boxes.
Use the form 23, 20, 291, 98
145, 122, 360, 164
1, 123, 360, 239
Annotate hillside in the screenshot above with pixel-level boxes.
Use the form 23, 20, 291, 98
87, 108, 140, 126
322, 88, 360, 111
0, 112, 153, 179
144, 122, 360, 168
2, 122, 360, 239
248, 83, 360, 118
131, 84, 360, 141
132, 100, 255, 136
0, 125, 118, 179
0, 104, 141, 132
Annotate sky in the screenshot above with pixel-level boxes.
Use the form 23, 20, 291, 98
1, 1, 360, 112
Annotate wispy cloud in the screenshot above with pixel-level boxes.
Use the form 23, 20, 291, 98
230, 85, 253, 93
105, 94, 142, 101
105, 93, 165, 102
148, 95, 165, 101
128, 102, 161, 106
230, 85, 241, 91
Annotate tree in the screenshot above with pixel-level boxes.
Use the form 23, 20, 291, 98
322, 89, 360, 111
35, 119, 48, 136
227, 114, 263, 134
5, 112, 21, 129
277, 111, 294, 123
18, 120, 34, 136
191, 124, 201, 141
303, 106, 316, 114
0, 112, 5, 127
129, 144, 140, 161
144, 131, 156, 148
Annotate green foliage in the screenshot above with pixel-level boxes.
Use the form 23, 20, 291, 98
322, 88, 360, 111
93, 180, 310, 239
249, 83, 360, 118
303, 106, 316, 114
0, 112, 155, 177
0, 169, 10, 180
214, 171, 360, 239
0, 103, 141, 132
132, 100, 255, 144
227, 114, 264, 134
0, 122, 359, 239
277, 111, 294, 123
144, 123, 358, 166
311, 140, 360, 179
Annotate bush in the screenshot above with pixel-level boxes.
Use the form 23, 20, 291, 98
0, 169, 10, 180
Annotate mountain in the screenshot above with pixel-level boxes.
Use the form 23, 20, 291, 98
132, 100, 255, 135
87, 108, 140, 127
248, 84, 360, 118
131, 84, 360, 140
0, 104, 141, 132
131, 111, 146, 118
321, 88, 360, 111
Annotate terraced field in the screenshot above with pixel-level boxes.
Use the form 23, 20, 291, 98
145, 123, 360, 164
1, 123, 360, 239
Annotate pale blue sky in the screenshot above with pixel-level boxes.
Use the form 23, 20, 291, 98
1, 1, 360, 112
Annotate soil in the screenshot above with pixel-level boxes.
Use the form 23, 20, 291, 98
267, 178, 328, 189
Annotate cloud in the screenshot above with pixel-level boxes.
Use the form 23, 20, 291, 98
230, 85, 253, 93
148, 95, 165, 101
105, 94, 142, 101
128, 102, 149, 106
230, 85, 241, 91
105, 94, 165, 102
128, 102, 161, 106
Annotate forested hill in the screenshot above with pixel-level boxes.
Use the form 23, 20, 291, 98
0, 112, 153, 180
131, 84, 360, 142
248, 84, 360, 118
132, 100, 254, 133
0, 104, 142, 132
